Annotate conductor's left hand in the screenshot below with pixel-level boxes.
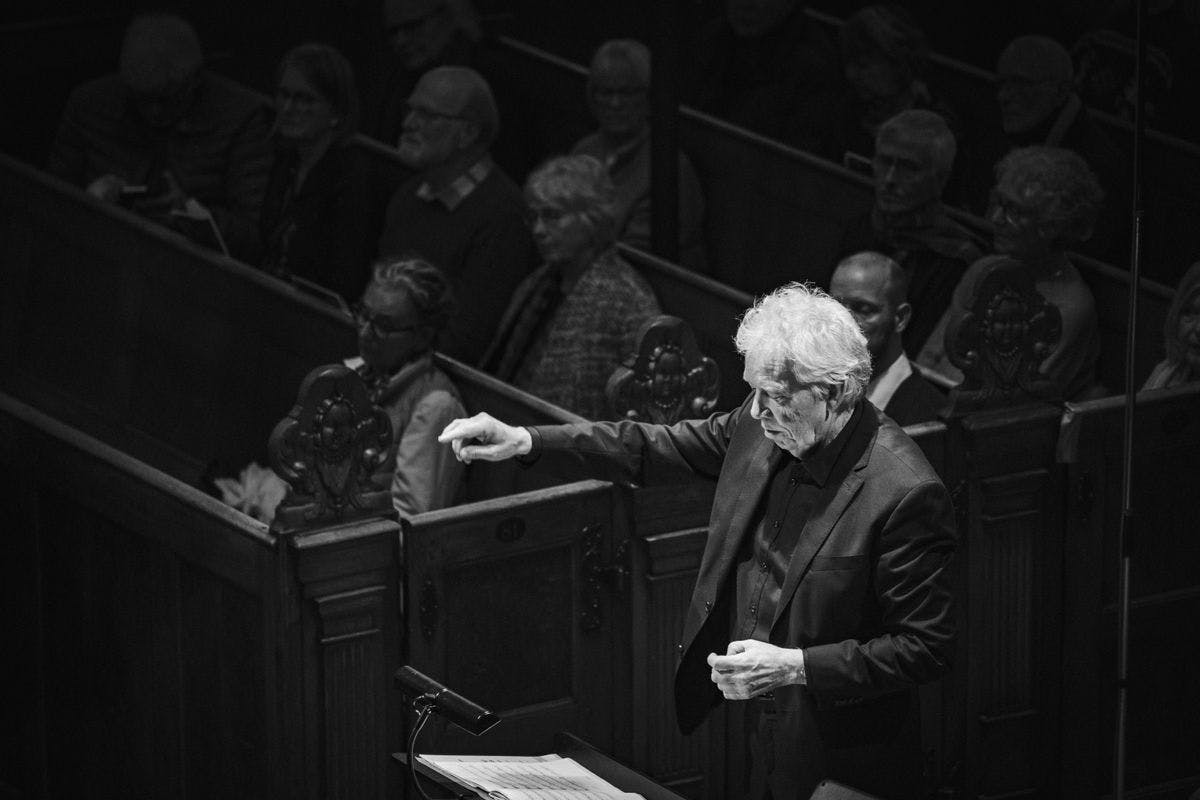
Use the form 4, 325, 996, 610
707, 639, 805, 700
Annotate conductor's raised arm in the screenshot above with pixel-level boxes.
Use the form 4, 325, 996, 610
438, 413, 533, 463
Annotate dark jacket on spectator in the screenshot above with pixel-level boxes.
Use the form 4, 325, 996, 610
47, 70, 272, 261
260, 140, 374, 303
378, 162, 534, 365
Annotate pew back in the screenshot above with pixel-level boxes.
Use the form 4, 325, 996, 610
0, 154, 356, 485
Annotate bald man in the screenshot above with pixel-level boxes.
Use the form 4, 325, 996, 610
831, 252, 947, 426
47, 12, 271, 260
377, 66, 533, 365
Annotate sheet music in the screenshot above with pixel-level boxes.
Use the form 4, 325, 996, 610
416, 754, 645, 800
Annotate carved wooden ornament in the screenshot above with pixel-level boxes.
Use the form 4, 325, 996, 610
606, 315, 721, 424
945, 258, 1062, 412
268, 364, 394, 531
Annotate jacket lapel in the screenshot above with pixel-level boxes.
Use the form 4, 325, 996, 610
769, 457, 866, 634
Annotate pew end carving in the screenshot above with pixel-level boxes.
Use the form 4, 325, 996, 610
269, 364, 395, 531
945, 259, 1062, 414
606, 315, 721, 424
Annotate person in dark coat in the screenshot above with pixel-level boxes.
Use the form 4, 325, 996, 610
260, 43, 373, 304
831, 251, 948, 425
440, 283, 956, 800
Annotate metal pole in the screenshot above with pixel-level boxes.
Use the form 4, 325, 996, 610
649, 0, 680, 262
1113, 1, 1147, 797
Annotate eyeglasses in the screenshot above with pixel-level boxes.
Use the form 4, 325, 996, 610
275, 87, 326, 111
987, 189, 1039, 228
590, 85, 647, 102
351, 304, 420, 339
403, 101, 465, 127
525, 205, 573, 228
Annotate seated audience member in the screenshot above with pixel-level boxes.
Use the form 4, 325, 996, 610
377, 66, 534, 365
836, 109, 984, 357
481, 155, 661, 420
1143, 261, 1200, 390
835, 5, 960, 173
369, 0, 482, 144
346, 256, 466, 516
46, 12, 271, 261
920, 146, 1104, 401
571, 39, 707, 270
687, 0, 843, 156
831, 252, 948, 425
972, 34, 1128, 261
261, 43, 373, 304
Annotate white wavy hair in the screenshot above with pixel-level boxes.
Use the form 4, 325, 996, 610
735, 282, 872, 412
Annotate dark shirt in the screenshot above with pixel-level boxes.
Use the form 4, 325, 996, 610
734, 400, 871, 642
260, 140, 374, 303
378, 164, 534, 365
47, 70, 272, 261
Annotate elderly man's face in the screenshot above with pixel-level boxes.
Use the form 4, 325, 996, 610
726, 0, 797, 37
398, 73, 472, 169
588, 60, 649, 139
830, 262, 904, 367
743, 354, 834, 459
384, 0, 454, 70
872, 131, 942, 214
356, 284, 429, 373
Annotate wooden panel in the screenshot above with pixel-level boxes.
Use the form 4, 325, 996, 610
1064, 385, 1200, 798
403, 480, 628, 758
0, 394, 277, 799
957, 406, 1065, 800
636, 527, 726, 800
0, 153, 357, 484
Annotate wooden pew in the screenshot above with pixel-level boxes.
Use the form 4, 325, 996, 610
0, 152, 357, 485
1060, 384, 1200, 798
0, 390, 403, 800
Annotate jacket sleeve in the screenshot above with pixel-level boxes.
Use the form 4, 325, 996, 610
803, 477, 957, 695
531, 396, 749, 486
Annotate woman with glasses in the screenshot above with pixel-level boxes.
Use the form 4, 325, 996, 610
1143, 262, 1200, 390
260, 43, 373, 304
481, 155, 660, 420
346, 255, 466, 516
919, 146, 1105, 401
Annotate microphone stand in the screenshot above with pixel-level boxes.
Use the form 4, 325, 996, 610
407, 690, 457, 800
1113, 1, 1148, 797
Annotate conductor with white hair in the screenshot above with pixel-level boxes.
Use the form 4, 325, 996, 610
440, 282, 956, 800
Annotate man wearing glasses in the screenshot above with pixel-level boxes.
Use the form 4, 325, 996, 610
346, 255, 466, 517
378, 66, 534, 366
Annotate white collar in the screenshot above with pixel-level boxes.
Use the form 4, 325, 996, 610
867, 352, 913, 412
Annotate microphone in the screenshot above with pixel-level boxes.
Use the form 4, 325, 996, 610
394, 666, 500, 737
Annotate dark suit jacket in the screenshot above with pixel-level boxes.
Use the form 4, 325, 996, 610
883, 371, 949, 428
533, 396, 955, 799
